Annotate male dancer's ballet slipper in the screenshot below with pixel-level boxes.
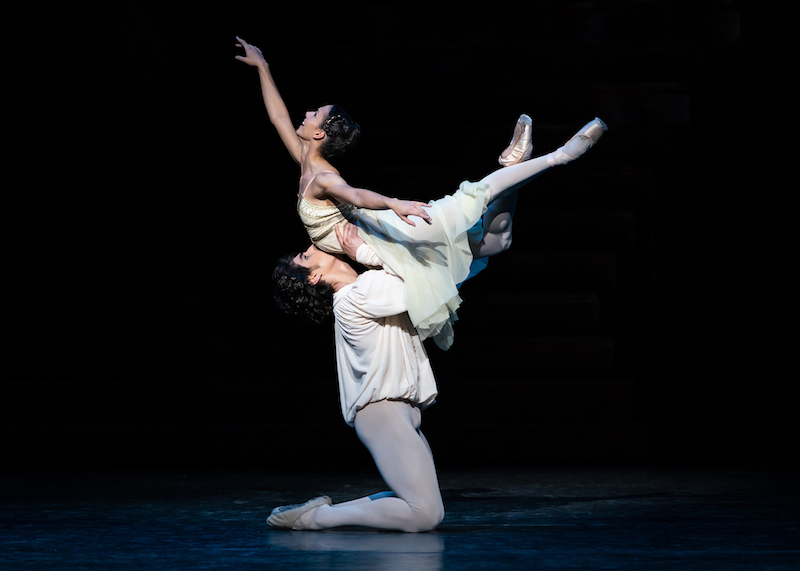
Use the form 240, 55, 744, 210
498, 114, 533, 166
267, 495, 332, 530
547, 117, 608, 166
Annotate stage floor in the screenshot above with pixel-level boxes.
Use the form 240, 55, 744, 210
2, 465, 798, 570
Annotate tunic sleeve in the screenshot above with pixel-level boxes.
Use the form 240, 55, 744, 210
355, 243, 385, 270
344, 271, 407, 319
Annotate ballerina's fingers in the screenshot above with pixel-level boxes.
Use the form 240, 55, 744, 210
411, 202, 433, 225
392, 200, 433, 227
234, 36, 264, 64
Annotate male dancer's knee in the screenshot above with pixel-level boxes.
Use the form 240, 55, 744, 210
406, 500, 445, 532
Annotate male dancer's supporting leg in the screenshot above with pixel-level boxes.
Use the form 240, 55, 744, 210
269, 400, 444, 533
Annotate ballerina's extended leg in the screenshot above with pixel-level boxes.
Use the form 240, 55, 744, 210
481, 117, 607, 204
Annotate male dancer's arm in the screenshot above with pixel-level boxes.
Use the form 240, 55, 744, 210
334, 223, 396, 274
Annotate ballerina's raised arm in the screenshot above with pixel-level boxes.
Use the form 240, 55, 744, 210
235, 37, 431, 226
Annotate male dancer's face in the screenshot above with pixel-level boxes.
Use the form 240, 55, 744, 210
292, 244, 334, 280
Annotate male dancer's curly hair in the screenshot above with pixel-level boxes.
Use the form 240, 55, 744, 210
272, 254, 335, 324
319, 104, 360, 159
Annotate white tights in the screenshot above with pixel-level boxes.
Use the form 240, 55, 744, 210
299, 400, 445, 533
468, 152, 552, 259
469, 133, 593, 259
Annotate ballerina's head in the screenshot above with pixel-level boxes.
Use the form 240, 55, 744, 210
296, 104, 361, 160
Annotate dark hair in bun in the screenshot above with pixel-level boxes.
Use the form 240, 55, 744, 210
319, 105, 361, 159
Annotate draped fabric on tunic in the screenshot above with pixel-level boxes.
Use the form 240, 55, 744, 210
332, 269, 437, 426
296, 180, 491, 350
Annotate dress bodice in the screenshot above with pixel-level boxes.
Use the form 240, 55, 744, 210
296, 171, 357, 254
296, 195, 356, 254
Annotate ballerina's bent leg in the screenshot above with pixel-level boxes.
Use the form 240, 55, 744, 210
469, 118, 606, 259
471, 191, 518, 259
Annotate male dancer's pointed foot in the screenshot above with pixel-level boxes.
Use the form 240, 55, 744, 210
547, 117, 608, 166
267, 495, 332, 530
498, 114, 533, 166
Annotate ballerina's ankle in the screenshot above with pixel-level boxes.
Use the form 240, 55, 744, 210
545, 148, 570, 167
546, 135, 593, 166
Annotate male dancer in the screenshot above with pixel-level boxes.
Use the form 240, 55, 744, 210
268, 223, 444, 532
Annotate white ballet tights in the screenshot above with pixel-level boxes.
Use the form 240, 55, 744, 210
298, 400, 445, 532
471, 190, 518, 259
469, 134, 594, 259
482, 132, 592, 205
467, 155, 548, 260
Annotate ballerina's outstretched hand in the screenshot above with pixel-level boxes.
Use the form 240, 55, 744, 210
390, 200, 433, 227
234, 37, 267, 68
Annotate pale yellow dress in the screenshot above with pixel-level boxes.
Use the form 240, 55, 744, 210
296, 173, 490, 350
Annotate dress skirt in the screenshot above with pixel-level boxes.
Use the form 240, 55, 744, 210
353, 180, 491, 350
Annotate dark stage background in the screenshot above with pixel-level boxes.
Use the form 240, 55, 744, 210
3, 2, 795, 470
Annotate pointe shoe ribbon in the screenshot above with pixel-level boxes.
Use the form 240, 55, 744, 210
267, 495, 332, 530
498, 114, 534, 166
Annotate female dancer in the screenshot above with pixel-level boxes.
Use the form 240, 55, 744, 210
249, 45, 606, 534
236, 37, 605, 351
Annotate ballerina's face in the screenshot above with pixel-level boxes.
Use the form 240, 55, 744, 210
296, 104, 334, 140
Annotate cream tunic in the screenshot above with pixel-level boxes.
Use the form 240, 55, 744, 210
297, 177, 491, 350
332, 263, 437, 427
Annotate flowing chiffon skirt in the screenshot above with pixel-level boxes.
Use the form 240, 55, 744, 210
352, 181, 491, 350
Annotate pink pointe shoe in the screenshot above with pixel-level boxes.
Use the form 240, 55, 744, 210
498, 114, 533, 166
547, 117, 608, 166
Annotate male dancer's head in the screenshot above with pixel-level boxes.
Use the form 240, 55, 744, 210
272, 244, 357, 324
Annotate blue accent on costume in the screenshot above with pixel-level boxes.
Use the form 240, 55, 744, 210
457, 218, 490, 289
